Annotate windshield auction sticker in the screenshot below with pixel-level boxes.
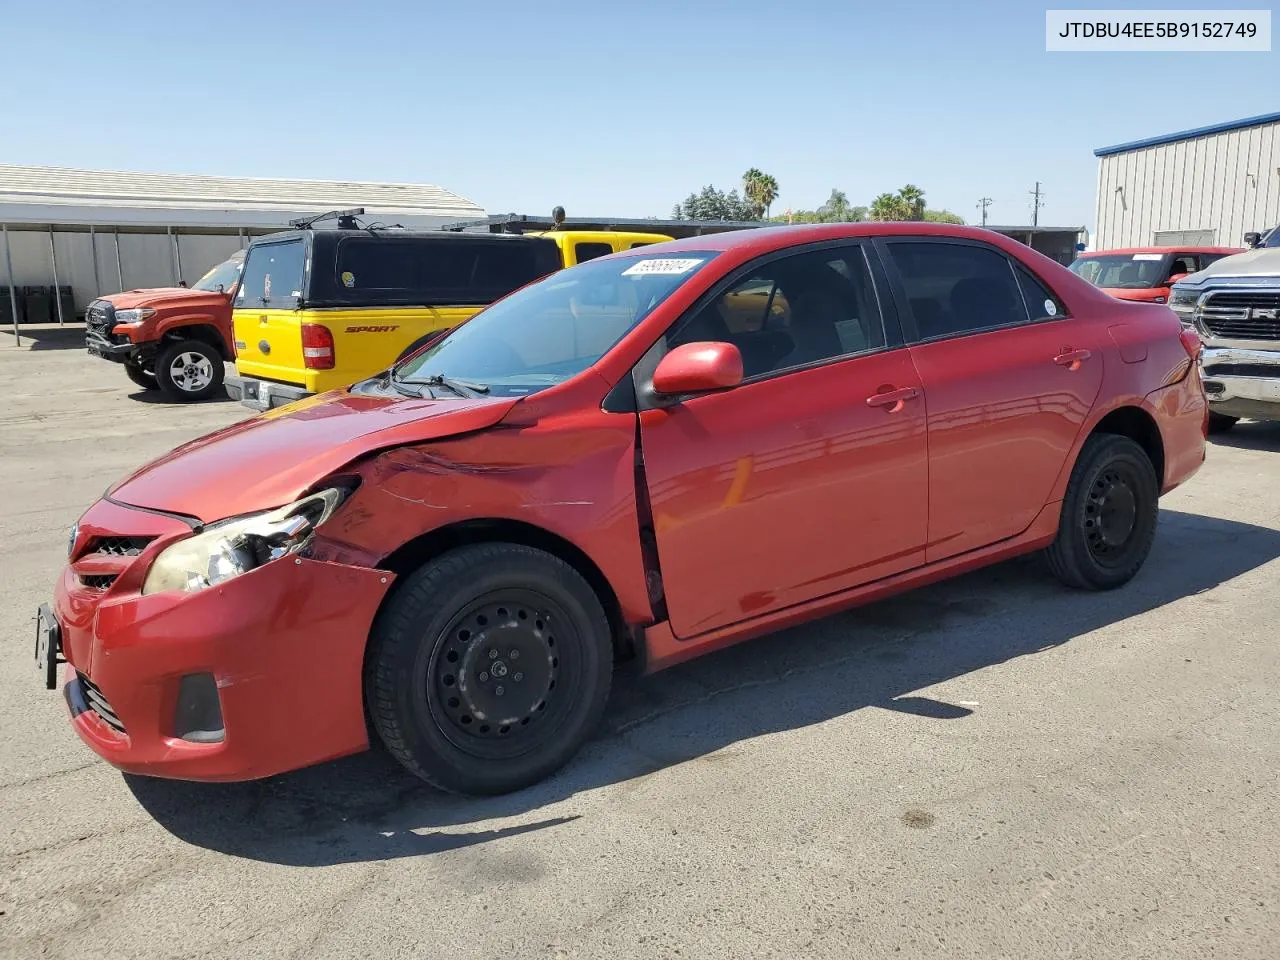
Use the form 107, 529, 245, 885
1046, 10, 1271, 50
621, 258, 705, 276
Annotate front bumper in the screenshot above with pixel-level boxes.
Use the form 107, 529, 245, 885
52, 498, 394, 781
1199, 345, 1280, 422
225, 374, 312, 411
85, 329, 135, 363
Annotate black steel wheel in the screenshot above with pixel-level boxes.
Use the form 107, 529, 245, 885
365, 543, 612, 795
1045, 434, 1159, 590
1207, 412, 1238, 435
124, 360, 157, 390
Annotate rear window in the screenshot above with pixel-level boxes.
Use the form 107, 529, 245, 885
330, 236, 557, 306
237, 240, 305, 309
1068, 254, 1167, 289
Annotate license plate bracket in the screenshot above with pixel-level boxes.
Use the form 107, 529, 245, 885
35, 603, 63, 691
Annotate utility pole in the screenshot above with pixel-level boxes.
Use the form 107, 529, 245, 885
977, 197, 992, 227
1030, 181, 1044, 227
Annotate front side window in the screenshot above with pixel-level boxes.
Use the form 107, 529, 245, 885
237, 240, 304, 309
1263, 226, 1280, 248
886, 241, 1028, 340
669, 246, 885, 378
395, 253, 718, 397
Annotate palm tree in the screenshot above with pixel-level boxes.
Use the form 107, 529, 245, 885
870, 192, 905, 221
898, 184, 926, 221
742, 168, 779, 220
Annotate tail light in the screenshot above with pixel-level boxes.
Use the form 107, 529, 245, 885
1178, 328, 1202, 361
301, 323, 335, 370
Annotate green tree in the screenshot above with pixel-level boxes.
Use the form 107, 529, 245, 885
898, 184, 926, 221
869, 192, 906, 221
923, 209, 965, 224
674, 185, 760, 221
743, 168, 779, 219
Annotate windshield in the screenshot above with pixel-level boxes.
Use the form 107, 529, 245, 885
1068, 253, 1167, 289
193, 256, 244, 293
395, 253, 719, 397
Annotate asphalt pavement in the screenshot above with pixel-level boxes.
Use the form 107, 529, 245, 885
2, 325, 1278, 959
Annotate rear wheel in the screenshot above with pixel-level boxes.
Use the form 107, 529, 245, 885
1045, 434, 1159, 591
123, 360, 157, 390
1207, 412, 1238, 434
365, 543, 613, 795
155, 339, 224, 402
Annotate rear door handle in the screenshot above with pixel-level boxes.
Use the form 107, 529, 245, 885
1053, 348, 1092, 370
866, 386, 919, 412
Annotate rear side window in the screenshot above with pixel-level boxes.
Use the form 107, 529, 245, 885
886, 241, 1028, 341
237, 240, 305, 309
574, 242, 614, 263
333, 237, 554, 305
1014, 265, 1067, 321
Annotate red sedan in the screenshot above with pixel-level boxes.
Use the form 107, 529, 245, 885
36, 223, 1208, 795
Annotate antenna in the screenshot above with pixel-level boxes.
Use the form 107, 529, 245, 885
977, 197, 992, 228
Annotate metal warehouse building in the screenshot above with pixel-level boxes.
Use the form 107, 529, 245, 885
1093, 111, 1280, 250
1, 165, 485, 333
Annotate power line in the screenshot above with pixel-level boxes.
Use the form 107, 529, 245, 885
977, 197, 992, 227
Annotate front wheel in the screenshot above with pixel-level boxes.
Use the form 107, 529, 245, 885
1207, 412, 1239, 434
365, 543, 613, 795
1044, 434, 1159, 591
123, 360, 157, 390
155, 340, 224, 402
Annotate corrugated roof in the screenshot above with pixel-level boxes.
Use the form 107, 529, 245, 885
0, 164, 485, 225
1094, 111, 1280, 157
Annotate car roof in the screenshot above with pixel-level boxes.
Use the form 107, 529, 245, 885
1079, 246, 1243, 256
634, 221, 1057, 256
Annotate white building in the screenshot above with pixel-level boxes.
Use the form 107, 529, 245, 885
1093, 111, 1280, 251
1, 164, 485, 331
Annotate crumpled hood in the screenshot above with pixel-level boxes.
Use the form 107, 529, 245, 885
107, 390, 518, 523
1184, 246, 1280, 281
100, 287, 226, 310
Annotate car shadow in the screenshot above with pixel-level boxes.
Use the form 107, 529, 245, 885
1209, 419, 1280, 451
127, 389, 236, 405
0, 323, 87, 350
124, 508, 1280, 866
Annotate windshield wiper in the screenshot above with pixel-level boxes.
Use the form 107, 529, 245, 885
395, 372, 490, 397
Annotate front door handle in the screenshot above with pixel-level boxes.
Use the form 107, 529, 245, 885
1054, 348, 1091, 370
866, 386, 919, 413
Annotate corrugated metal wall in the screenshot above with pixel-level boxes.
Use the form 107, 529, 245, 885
1095, 120, 1280, 249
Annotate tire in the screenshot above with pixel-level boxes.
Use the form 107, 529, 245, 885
365, 543, 613, 795
1207, 412, 1239, 434
155, 339, 224, 402
123, 360, 157, 390
1044, 434, 1159, 591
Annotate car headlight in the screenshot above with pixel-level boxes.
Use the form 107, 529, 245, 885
113, 308, 156, 323
141, 488, 347, 596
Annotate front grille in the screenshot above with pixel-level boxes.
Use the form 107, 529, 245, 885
86, 536, 154, 558
85, 300, 115, 334
1200, 362, 1280, 379
1200, 291, 1280, 341
80, 574, 118, 590
78, 672, 126, 733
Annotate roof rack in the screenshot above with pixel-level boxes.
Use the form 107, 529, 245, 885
288, 207, 366, 230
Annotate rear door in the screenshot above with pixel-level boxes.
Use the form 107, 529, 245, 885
232, 237, 307, 384
878, 238, 1105, 562
637, 242, 930, 638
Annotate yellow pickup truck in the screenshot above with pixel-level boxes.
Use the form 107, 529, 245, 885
224, 218, 671, 410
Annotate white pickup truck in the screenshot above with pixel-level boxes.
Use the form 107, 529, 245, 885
1171, 225, 1280, 432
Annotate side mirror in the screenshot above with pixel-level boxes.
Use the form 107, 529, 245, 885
1167, 272, 1189, 286
652, 341, 744, 397
1244, 231, 1262, 248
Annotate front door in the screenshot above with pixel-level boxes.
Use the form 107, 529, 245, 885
880, 238, 1104, 562
637, 243, 930, 639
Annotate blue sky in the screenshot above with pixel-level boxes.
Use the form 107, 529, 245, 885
3, 1, 1276, 232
